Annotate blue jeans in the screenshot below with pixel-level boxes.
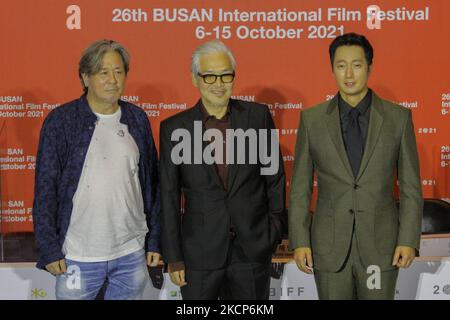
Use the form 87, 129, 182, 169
55, 249, 148, 300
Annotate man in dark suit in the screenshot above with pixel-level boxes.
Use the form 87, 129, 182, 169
160, 40, 285, 299
289, 33, 423, 299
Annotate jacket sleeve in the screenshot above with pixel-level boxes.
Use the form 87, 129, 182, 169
397, 109, 423, 250
32, 111, 65, 268
288, 111, 314, 250
141, 113, 161, 253
262, 105, 286, 247
159, 121, 183, 264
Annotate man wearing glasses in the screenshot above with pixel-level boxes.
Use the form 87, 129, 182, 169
160, 40, 285, 299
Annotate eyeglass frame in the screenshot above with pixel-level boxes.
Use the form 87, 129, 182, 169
197, 72, 235, 84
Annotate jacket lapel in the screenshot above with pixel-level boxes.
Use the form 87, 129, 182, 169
183, 101, 224, 189
227, 100, 249, 192
356, 93, 384, 180
325, 96, 354, 179
119, 101, 144, 154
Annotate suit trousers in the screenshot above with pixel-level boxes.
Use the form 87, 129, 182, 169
180, 234, 272, 300
314, 230, 399, 300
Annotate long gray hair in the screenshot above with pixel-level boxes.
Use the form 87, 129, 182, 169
78, 39, 130, 93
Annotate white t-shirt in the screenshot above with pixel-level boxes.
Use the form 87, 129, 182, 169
62, 107, 148, 262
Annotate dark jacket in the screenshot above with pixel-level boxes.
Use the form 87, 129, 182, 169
160, 99, 285, 270
33, 95, 160, 270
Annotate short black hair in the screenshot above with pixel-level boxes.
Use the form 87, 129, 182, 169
329, 33, 373, 68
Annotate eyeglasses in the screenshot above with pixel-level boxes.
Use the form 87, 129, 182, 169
197, 73, 235, 84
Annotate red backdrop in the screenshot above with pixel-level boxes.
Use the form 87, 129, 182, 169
1, 0, 449, 233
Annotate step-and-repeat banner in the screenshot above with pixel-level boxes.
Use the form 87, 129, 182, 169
1, 0, 449, 233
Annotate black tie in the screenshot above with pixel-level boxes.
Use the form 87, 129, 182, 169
346, 108, 363, 177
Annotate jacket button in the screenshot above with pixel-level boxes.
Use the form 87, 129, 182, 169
349, 209, 354, 214
353, 184, 359, 189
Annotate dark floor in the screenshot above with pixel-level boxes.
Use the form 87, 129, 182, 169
0, 232, 39, 262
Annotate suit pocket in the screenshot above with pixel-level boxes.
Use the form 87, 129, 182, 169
374, 202, 399, 254
311, 199, 334, 254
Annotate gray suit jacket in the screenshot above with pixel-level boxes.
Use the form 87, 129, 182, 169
288, 92, 423, 272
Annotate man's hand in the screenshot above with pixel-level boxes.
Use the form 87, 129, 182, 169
169, 269, 187, 287
45, 259, 67, 275
146, 252, 161, 267
392, 246, 416, 268
294, 247, 314, 274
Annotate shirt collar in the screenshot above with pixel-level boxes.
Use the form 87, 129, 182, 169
199, 100, 231, 122
338, 89, 372, 116
79, 94, 131, 125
